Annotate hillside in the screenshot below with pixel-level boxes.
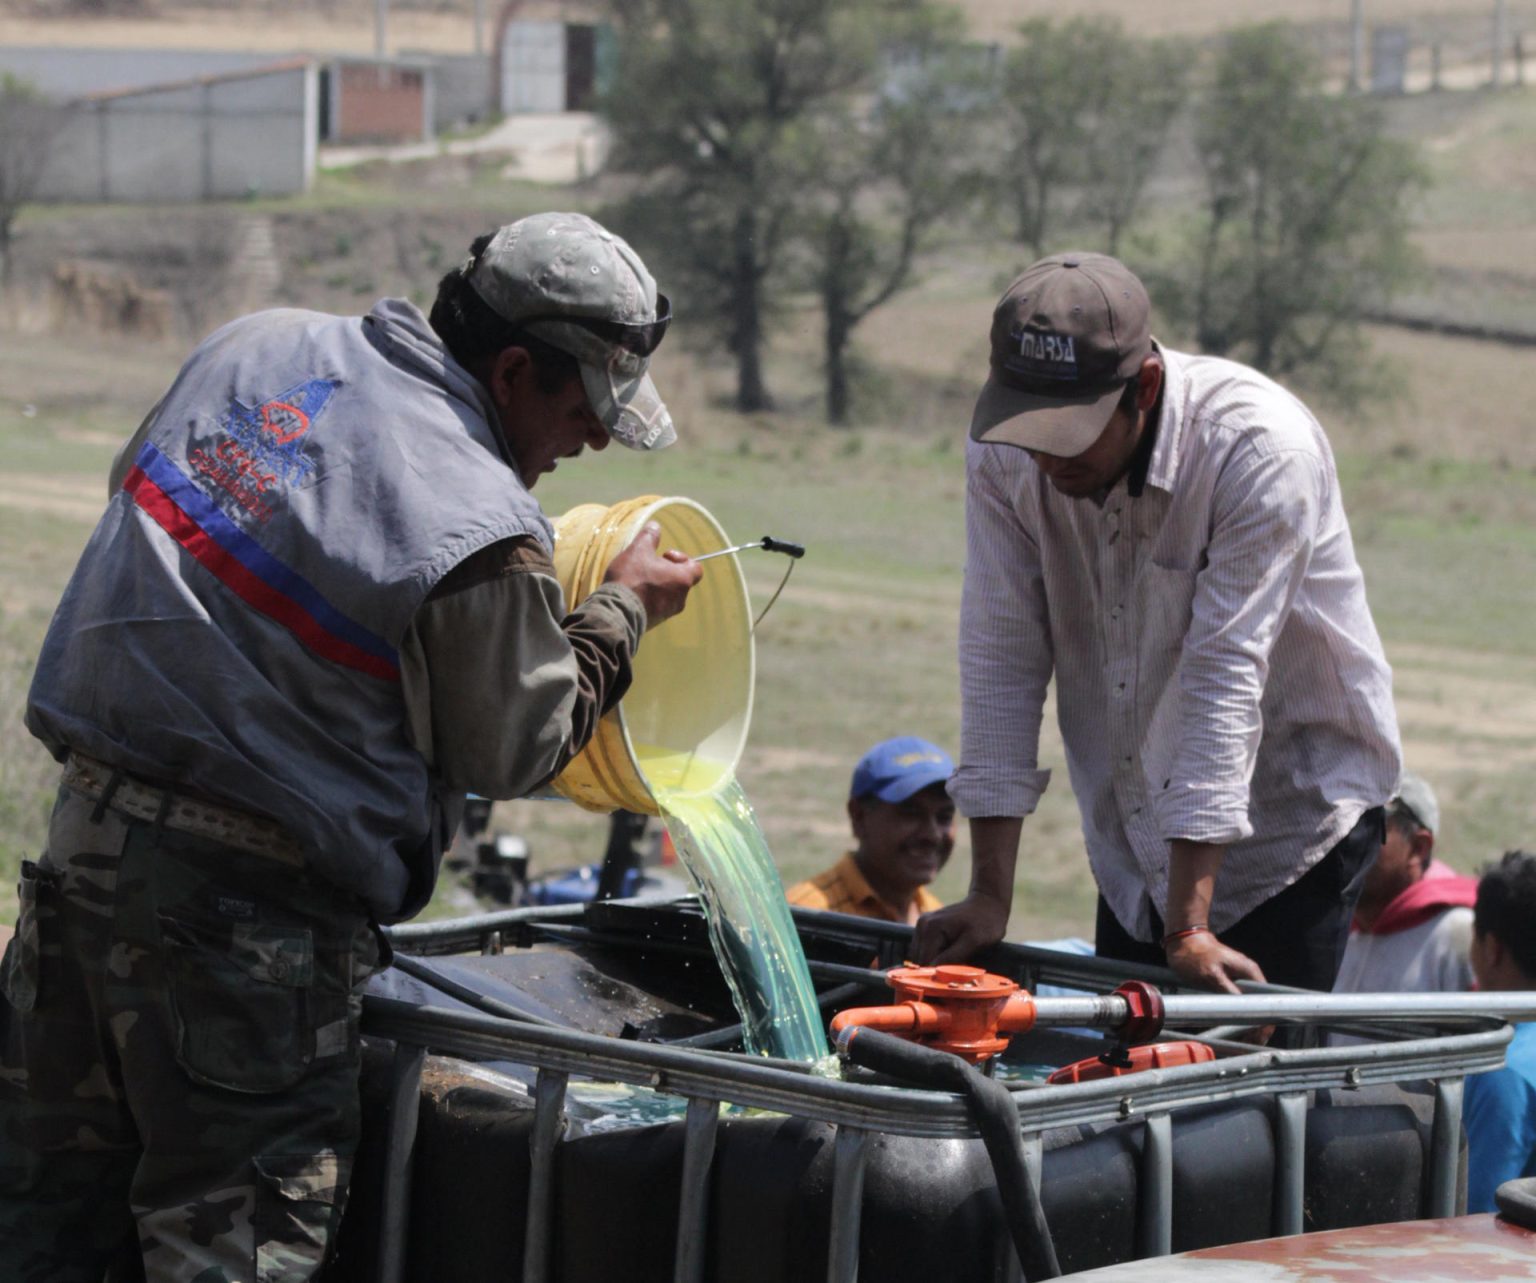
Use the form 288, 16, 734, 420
1, 6, 1534, 935
1, 0, 1532, 59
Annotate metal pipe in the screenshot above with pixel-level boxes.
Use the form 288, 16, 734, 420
1429, 1076, 1466, 1218
1139, 1113, 1173, 1259
523, 1068, 568, 1283
389, 953, 569, 1028
361, 998, 1510, 1140
1010, 1133, 1044, 1283
377, 1042, 425, 1283
1273, 1091, 1307, 1236
826, 1127, 869, 1283
692, 540, 769, 563
694, 536, 806, 563
386, 900, 592, 953
1030, 990, 1536, 1030
674, 1097, 720, 1283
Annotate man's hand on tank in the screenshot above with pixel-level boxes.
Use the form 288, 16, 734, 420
604, 522, 702, 628
1162, 931, 1266, 995
912, 893, 1010, 965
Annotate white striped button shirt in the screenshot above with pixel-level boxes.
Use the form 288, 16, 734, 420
950, 346, 1401, 941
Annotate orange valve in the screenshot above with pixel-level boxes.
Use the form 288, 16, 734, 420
1045, 1039, 1216, 1085
829, 965, 1037, 1064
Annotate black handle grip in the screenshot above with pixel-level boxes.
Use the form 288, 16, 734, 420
760, 536, 805, 559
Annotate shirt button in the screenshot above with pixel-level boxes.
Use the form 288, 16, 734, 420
1116, 682, 1126, 694
1111, 605, 1122, 619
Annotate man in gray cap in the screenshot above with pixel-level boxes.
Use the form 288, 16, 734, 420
1335, 772, 1477, 995
1, 212, 698, 1280
915, 250, 1401, 997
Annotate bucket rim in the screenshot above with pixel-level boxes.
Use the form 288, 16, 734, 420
613, 495, 757, 806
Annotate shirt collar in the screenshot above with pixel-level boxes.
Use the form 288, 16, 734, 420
1125, 385, 1163, 498
835, 852, 883, 906
1140, 342, 1185, 497
836, 852, 941, 923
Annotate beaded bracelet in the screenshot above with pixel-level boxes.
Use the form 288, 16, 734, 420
1160, 924, 1211, 948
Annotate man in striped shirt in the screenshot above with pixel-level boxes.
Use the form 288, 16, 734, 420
914, 252, 1401, 994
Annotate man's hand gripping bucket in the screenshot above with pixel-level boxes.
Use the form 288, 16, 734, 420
550, 495, 755, 814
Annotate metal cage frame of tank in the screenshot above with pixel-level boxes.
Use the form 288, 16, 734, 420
363, 900, 1518, 1283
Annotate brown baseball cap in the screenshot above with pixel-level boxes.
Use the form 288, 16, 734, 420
970, 251, 1152, 456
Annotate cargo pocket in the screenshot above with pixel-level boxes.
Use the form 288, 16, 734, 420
253, 1152, 346, 1283
159, 912, 315, 1093
1, 860, 55, 1014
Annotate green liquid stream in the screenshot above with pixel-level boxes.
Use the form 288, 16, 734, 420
634, 744, 828, 1062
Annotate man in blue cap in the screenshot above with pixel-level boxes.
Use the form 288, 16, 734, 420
786, 737, 956, 925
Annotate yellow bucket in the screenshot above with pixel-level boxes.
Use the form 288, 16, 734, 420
550, 495, 755, 815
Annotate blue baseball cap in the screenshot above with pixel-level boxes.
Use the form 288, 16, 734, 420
850, 736, 955, 804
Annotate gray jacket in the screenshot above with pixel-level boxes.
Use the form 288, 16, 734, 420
28, 300, 571, 919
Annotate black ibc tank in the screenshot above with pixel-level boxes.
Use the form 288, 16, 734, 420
332, 1046, 1446, 1283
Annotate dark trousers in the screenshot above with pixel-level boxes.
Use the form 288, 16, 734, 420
1094, 806, 1385, 992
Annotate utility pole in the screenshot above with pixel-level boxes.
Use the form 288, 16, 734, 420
474, 0, 485, 55
1492, 0, 1507, 87
1349, 0, 1365, 91
375, 0, 389, 58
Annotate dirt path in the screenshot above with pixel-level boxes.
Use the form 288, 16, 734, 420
1389, 641, 1536, 775
0, 474, 106, 526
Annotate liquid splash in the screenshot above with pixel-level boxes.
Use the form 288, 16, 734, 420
634, 744, 828, 1062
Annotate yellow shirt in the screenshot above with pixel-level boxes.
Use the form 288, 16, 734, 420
785, 852, 942, 926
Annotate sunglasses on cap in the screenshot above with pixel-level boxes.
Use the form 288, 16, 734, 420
522, 294, 673, 359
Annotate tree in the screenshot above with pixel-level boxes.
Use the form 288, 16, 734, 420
1072, 33, 1190, 255
996, 20, 1102, 258
1166, 25, 1423, 402
602, 0, 935, 413
0, 76, 67, 286
992, 20, 1187, 259
801, 45, 984, 424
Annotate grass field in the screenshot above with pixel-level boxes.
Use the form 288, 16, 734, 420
1, 72, 1534, 941
4, 324, 1535, 937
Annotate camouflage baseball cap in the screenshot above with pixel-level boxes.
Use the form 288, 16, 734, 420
467, 212, 676, 450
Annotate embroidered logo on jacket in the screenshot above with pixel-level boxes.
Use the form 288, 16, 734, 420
124, 442, 400, 682
187, 378, 339, 523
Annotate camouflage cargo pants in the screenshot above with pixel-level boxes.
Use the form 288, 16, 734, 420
0, 784, 383, 1282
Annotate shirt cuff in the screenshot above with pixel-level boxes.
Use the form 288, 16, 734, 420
573, 581, 647, 646
946, 764, 1052, 819
1152, 782, 1254, 846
